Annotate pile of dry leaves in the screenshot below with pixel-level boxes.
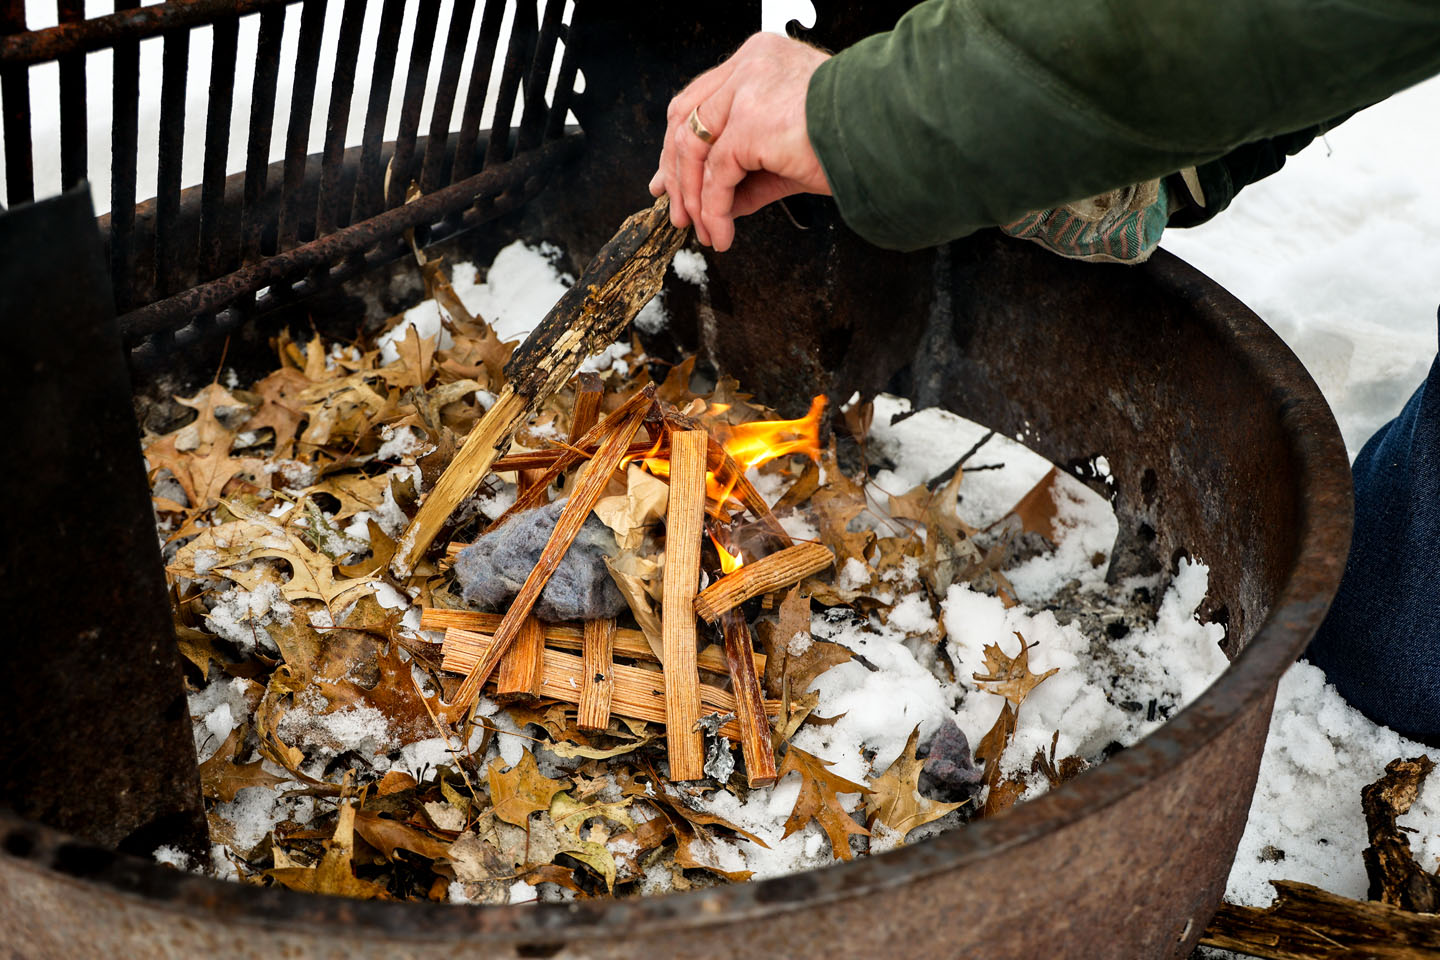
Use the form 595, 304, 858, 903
149, 252, 1076, 904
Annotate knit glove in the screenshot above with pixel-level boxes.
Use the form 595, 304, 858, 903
1000, 174, 1192, 264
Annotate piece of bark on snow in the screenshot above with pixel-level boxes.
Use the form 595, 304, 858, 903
1363, 755, 1440, 912
1200, 879, 1440, 959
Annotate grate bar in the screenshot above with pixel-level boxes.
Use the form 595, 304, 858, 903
277, 0, 326, 248
122, 131, 581, 341
109, 0, 140, 307
516, 0, 563, 154
349, 0, 404, 223
57, 0, 87, 190
1, 0, 33, 206
384, 0, 441, 208
482, 0, 536, 170
154, 28, 191, 295
314, 0, 365, 235
417, 0, 475, 193
241, 6, 284, 262
543, 21, 579, 142
0, 0, 299, 67
199, 16, 239, 279
449, 0, 504, 182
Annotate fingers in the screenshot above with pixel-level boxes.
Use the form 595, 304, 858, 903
650, 58, 739, 217
699, 140, 748, 252
675, 87, 735, 246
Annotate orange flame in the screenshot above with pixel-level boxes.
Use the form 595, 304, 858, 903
718, 395, 827, 471
710, 535, 745, 574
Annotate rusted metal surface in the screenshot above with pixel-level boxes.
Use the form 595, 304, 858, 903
0, 187, 208, 863
1, 0, 34, 206
117, 131, 583, 342
0, 0, 297, 66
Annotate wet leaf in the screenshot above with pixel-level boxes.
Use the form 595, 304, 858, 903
198, 727, 289, 803
972, 631, 1058, 707
864, 727, 965, 841
777, 746, 870, 860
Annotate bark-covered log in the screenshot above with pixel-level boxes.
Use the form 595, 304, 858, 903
1200, 880, 1440, 958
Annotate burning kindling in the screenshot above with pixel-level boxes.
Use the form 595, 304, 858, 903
435, 380, 834, 787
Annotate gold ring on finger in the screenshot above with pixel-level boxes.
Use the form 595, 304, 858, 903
687, 106, 715, 144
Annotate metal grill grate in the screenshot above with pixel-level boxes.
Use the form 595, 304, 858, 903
0, 0, 585, 354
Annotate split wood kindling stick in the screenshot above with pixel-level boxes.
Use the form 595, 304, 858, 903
441, 628, 781, 739
493, 615, 545, 701
578, 618, 616, 732
693, 541, 834, 622
568, 373, 618, 733
662, 429, 708, 781
488, 385, 658, 531
720, 609, 778, 787
492, 440, 661, 473
658, 410, 791, 541
391, 196, 687, 576
448, 393, 653, 711
420, 608, 765, 676
569, 372, 604, 444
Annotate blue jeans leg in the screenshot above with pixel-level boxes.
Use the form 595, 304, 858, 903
1306, 309, 1440, 743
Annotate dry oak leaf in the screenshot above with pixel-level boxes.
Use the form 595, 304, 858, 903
168, 502, 376, 611
864, 726, 965, 842
240, 366, 310, 458
778, 746, 870, 861
972, 631, 1058, 707
352, 809, 453, 862
486, 752, 568, 828
198, 727, 289, 803
268, 803, 389, 900
759, 587, 851, 700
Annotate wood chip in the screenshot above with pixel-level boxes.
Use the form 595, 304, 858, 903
693, 541, 835, 622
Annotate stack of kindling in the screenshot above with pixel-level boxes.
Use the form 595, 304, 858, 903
421, 377, 833, 787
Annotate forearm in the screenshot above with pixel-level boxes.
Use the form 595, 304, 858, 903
807, 0, 1440, 250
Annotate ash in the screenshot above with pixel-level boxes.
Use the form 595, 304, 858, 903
453, 499, 627, 622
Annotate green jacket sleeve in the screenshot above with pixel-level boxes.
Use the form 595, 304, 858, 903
806, 0, 1440, 251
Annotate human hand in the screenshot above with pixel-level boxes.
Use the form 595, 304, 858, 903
648, 32, 832, 252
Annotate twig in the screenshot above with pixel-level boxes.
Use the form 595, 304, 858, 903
721, 609, 778, 787
926, 429, 996, 491
493, 615, 545, 702
662, 430, 708, 780
693, 541, 834, 622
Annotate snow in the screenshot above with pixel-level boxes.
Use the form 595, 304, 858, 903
1159, 77, 1440, 907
